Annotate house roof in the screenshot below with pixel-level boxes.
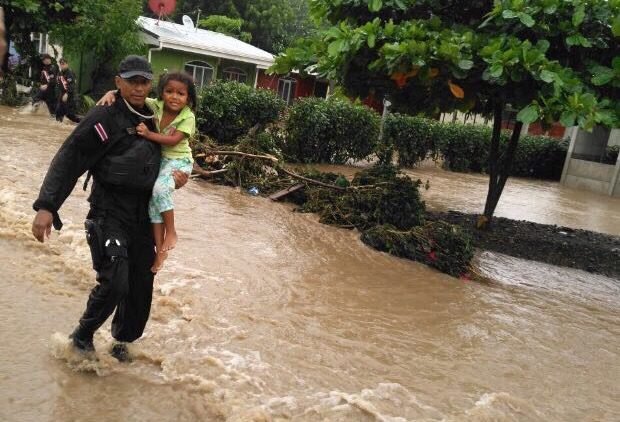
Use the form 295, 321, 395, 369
137, 16, 275, 68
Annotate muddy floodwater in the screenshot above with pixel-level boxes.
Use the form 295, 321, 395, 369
1, 106, 619, 421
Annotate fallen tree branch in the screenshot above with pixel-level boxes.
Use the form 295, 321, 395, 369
192, 164, 229, 178
193, 151, 388, 191
277, 166, 346, 190
195, 151, 279, 163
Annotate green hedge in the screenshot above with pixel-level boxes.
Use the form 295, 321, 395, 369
439, 125, 568, 180
283, 97, 380, 164
196, 81, 285, 144
383, 114, 569, 180
382, 114, 436, 167
434, 123, 499, 173
510, 135, 568, 179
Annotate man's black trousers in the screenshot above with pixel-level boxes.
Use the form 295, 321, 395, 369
32, 87, 57, 116
76, 213, 155, 343
55, 98, 81, 123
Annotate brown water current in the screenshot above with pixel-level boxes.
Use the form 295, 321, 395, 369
1, 106, 619, 421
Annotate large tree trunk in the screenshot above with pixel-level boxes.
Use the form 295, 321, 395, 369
479, 103, 523, 229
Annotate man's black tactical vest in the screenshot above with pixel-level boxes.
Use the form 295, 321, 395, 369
92, 105, 161, 193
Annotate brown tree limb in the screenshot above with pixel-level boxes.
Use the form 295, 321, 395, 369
192, 164, 229, 178
195, 151, 279, 162
277, 166, 346, 190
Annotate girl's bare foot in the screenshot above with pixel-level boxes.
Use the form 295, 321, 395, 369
151, 251, 168, 273
162, 230, 178, 251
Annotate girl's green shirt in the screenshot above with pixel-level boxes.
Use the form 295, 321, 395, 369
146, 98, 195, 161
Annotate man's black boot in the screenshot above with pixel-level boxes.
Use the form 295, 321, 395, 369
110, 342, 131, 362
69, 328, 95, 353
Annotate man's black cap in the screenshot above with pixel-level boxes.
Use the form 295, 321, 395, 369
118, 55, 153, 80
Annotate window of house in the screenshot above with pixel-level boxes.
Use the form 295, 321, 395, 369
31, 33, 49, 54
277, 77, 296, 106
184, 61, 214, 89
223, 67, 247, 83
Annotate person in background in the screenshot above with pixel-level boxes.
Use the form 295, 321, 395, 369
32, 53, 58, 116
0, 7, 7, 68
55, 58, 81, 123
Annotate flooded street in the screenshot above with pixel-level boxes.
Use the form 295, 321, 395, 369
1, 106, 619, 421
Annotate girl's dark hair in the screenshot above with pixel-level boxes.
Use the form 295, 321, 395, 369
157, 71, 198, 111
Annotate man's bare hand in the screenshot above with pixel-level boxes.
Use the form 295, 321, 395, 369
32, 209, 53, 243
172, 170, 189, 189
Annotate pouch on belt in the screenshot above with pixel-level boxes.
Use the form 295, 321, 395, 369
84, 218, 104, 270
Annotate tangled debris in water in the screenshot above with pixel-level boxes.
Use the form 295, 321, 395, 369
361, 223, 474, 277
192, 130, 474, 277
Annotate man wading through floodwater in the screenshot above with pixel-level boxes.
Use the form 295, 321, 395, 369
31, 56, 188, 361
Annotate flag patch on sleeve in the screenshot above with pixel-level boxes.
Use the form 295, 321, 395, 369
94, 122, 109, 143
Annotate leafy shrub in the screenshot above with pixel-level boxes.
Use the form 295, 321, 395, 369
197, 80, 285, 144
435, 123, 499, 173
299, 165, 426, 230
383, 114, 437, 167
78, 95, 96, 115
283, 97, 380, 164
361, 222, 473, 277
604, 145, 619, 165
385, 116, 569, 180
0, 75, 27, 106
510, 135, 568, 179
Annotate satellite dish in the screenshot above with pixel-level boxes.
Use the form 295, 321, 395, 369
182, 15, 194, 29
148, 0, 176, 20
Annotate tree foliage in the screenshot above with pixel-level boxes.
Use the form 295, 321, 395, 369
198, 15, 252, 42
51, 0, 142, 63
163, 0, 316, 53
0, 0, 77, 71
272, 0, 620, 225
50, 0, 143, 94
273, 0, 618, 128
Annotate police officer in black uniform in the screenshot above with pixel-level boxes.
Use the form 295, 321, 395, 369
32, 53, 58, 116
31, 55, 188, 361
55, 58, 81, 123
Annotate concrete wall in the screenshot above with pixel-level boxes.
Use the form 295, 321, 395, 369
609, 129, 620, 147
561, 126, 620, 197
563, 159, 614, 194
573, 125, 610, 157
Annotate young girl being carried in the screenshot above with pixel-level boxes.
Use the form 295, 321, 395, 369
99, 71, 196, 272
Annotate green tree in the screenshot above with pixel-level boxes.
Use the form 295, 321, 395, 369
50, 0, 143, 94
0, 0, 77, 72
151, 0, 316, 54
198, 15, 252, 42
272, 0, 620, 227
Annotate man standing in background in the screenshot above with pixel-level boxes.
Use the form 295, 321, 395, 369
55, 58, 81, 123
32, 53, 58, 116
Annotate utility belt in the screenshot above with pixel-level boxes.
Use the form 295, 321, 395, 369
84, 216, 128, 271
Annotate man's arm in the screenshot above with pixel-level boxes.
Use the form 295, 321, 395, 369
32, 107, 113, 239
